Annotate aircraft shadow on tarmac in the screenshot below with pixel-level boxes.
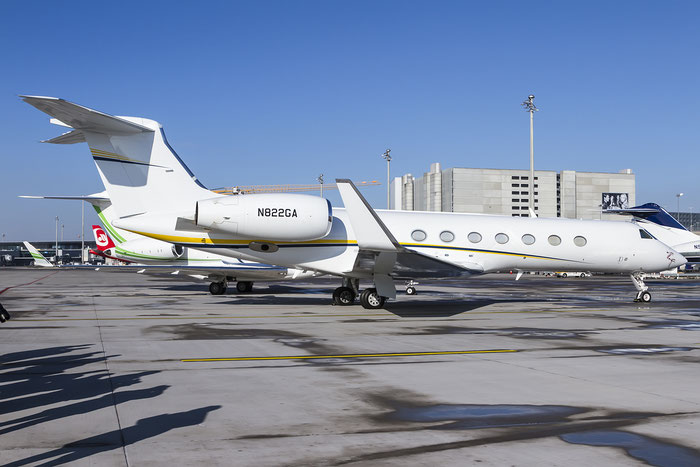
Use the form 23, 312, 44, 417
382, 298, 541, 318
0, 344, 219, 466
3, 406, 221, 467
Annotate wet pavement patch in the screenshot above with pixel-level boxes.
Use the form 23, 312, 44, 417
383, 402, 587, 430
597, 347, 694, 355
400, 326, 590, 340
561, 430, 700, 467
643, 319, 700, 331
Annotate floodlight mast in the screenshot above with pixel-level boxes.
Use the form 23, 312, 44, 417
522, 95, 538, 215
382, 149, 392, 209
318, 174, 324, 197
676, 193, 684, 221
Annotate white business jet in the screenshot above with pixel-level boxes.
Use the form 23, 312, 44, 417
20, 193, 319, 294
22, 96, 686, 307
605, 203, 700, 265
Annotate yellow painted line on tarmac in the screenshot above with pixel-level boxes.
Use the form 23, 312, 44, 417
181, 349, 518, 362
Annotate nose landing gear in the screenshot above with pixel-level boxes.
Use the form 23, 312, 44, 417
630, 273, 652, 302
405, 280, 418, 295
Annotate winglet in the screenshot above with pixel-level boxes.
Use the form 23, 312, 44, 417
23, 242, 53, 267
336, 179, 400, 251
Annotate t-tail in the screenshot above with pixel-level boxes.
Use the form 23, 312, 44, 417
21, 96, 216, 220
22, 242, 53, 267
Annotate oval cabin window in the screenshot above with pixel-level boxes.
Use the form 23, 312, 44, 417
440, 231, 455, 242
548, 235, 561, 246
574, 236, 587, 247
468, 232, 482, 243
495, 233, 509, 244
411, 230, 427, 242
521, 234, 536, 245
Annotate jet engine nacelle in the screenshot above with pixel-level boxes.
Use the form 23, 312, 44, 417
108, 239, 186, 260
195, 194, 332, 241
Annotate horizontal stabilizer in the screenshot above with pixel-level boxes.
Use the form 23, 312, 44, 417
20, 193, 109, 202
42, 129, 86, 144
605, 203, 687, 231
21, 95, 154, 135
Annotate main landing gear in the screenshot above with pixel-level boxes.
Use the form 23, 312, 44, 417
630, 273, 652, 303
359, 288, 385, 309
332, 279, 388, 309
209, 280, 227, 295
209, 280, 255, 295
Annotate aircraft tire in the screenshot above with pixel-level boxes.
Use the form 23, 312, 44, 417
237, 281, 253, 293
360, 288, 385, 309
640, 291, 652, 302
405, 286, 417, 295
209, 281, 226, 295
332, 287, 355, 306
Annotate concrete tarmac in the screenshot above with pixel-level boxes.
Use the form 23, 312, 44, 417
1, 268, 700, 466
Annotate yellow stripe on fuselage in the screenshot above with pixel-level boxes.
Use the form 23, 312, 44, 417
126, 230, 561, 261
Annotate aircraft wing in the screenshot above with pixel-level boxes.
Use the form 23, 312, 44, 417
336, 179, 482, 297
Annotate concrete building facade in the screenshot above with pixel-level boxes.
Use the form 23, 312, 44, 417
391, 164, 636, 220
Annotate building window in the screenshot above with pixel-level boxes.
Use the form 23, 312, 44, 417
495, 233, 509, 244
512, 206, 519, 210
521, 191, 529, 195
411, 230, 427, 242
512, 198, 519, 202
522, 234, 536, 245
548, 235, 562, 246
512, 191, 519, 195
573, 236, 587, 247
511, 176, 519, 180
440, 231, 455, 242
468, 232, 482, 243
521, 199, 528, 203
512, 184, 519, 187
520, 184, 529, 187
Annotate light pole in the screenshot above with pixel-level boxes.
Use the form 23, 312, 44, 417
382, 149, 392, 209
522, 95, 538, 215
81, 202, 85, 263
676, 193, 684, 223
55, 216, 59, 265
317, 174, 324, 198
689, 206, 694, 232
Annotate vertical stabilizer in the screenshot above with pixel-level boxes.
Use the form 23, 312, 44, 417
22, 96, 217, 219
23, 242, 53, 267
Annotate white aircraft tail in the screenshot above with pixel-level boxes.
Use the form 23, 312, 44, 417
23, 242, 53, 267
22, 96, 215, 219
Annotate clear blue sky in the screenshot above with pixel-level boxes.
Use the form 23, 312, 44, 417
1, 1, 698, 241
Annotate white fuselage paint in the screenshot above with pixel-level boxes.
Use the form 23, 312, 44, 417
131, 209, 684, 278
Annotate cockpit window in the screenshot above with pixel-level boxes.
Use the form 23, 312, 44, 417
639, 229, 654, 239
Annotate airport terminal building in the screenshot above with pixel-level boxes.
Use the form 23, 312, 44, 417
391, 163, 636, 221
